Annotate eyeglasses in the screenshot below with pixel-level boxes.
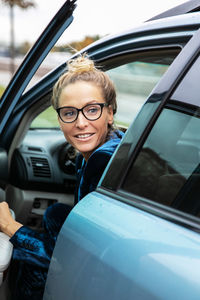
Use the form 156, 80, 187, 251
56, 103, 109, 123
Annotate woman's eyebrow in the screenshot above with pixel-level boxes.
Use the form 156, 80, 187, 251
65, 100, 105, 108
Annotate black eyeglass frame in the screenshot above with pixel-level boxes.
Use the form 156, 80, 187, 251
56, 102, 109, 123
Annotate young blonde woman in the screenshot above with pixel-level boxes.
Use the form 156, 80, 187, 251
0, 54, 124, 299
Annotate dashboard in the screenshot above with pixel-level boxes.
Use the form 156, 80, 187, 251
10, 129, 77, 192
8, 129, 77, 230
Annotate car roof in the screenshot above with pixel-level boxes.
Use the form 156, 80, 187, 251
147, 0, 200, 21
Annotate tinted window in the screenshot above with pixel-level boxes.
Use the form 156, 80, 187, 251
122, 103, 200, 217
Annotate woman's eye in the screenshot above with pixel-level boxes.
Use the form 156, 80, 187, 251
87, 106, 99, 114
62, 110, 76, 119
63, 110, 75, 117
89, 108, 97, 113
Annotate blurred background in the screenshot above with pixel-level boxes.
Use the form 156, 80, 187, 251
0, 0, 185, 97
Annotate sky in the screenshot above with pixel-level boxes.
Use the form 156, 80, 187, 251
0, 0, 187, 47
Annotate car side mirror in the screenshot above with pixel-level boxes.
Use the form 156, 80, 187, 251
0, 148, 8, 181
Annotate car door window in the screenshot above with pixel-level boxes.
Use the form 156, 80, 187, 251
107, 54, 175, 127
30, 50, 179, 130
120, 52, 200, 218
30, 106, 58, 128
30, 58, 169, 129
30, 49, 180, 130
25, 50, 71, 93
122, 101, 200, 217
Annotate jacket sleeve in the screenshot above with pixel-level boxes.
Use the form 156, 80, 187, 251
10, 226, 54, 269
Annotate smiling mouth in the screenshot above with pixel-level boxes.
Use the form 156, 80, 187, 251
75, 133, 94, 139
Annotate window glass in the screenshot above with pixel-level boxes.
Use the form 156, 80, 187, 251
30, 60, 169, 129
30, 106, 58, 128
31, 50, 179, 129
25, 51, 70, 92
107, 61, 168, 127
122, 104, 200, 217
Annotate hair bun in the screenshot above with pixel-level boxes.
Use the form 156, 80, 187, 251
68, 54, 96, 73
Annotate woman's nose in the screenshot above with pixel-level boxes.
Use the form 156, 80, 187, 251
75, 112, 88, 128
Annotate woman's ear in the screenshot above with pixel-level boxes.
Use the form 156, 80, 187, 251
107, 105, 114, 125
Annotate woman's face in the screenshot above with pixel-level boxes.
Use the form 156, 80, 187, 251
58, 81, 114, 160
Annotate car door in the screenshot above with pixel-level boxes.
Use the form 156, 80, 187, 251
44, 19, 200, 300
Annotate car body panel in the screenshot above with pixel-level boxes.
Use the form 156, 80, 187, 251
45, 192, 200, 300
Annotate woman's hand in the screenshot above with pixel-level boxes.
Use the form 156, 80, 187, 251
0, 202, 23, 237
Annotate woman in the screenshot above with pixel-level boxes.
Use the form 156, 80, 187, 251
0, 54, 124, 299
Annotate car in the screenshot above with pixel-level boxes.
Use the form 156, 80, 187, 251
1, 0, 200, 299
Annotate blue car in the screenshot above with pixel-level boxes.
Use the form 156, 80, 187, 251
1, 0, 200, 299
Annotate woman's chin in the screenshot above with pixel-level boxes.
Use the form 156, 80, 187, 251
76, 144, 97, 160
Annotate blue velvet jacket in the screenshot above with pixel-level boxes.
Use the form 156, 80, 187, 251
9, 130, 124, 299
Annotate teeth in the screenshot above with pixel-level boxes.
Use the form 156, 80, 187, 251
77, 134, 92, 138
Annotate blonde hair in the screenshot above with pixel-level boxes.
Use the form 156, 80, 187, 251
52, 54, 117, 116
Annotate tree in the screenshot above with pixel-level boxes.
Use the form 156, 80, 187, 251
1, 0, 35, 75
